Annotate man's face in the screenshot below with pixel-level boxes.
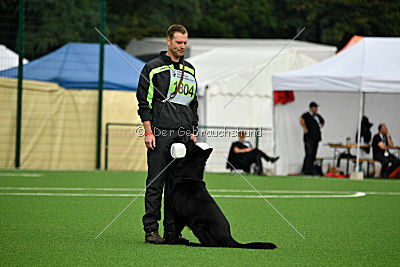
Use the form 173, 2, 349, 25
239, 132, 245, 142
310, 106, 318, 114
381, 124, 388, 135
167, 32, 188, 59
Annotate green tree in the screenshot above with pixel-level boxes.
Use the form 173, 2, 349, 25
0, 0, 101, 60
1, 0, 400, 60
24, 0, 100, 59
191, 0, 276, 38
107, 0, 202, 47
280, 0, 400, 48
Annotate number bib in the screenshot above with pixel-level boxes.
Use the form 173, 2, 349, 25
167, 68, 197, 106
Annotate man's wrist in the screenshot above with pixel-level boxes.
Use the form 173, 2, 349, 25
192, 126, 199, 136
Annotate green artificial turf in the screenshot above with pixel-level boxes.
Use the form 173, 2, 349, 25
0, 170, 399, 266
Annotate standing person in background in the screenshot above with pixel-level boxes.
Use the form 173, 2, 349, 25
300, 102, 325, 175
372, 124, 400, 178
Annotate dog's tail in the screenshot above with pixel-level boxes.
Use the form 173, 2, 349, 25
187, 241, 276, 250
234, 242, 277, 250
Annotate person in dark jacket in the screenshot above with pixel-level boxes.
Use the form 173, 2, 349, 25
136, 24, 198, 244
356, 116, 373, 154
372, 124, 400, 178
300, 101, 325, 175
226, 131, 279, 175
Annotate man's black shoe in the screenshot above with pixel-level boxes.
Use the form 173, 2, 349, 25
145, 230, 165, 244
271, 156, 280, 163
163, 232, 189, 245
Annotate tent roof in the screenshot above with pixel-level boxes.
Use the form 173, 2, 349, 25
337, 35, 363, 53
272, 37, 400, 93
0, 42, 145, 90
127, 38, 336, 61
189, 48, 278, 87
188, 48, 316, 97
0, 44, 28, 71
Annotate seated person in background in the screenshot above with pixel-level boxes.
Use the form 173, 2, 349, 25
226, 131, 279, 175
372, 124, 400, 178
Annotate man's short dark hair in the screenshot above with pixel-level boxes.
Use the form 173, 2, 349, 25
309, 101, 318, 108
167, 24, 187, 40
378, 123, 385, 132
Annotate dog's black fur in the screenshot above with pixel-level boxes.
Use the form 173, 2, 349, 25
167, 141, 276, 249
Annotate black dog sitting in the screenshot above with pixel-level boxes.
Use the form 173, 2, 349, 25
165, 141, 276, 249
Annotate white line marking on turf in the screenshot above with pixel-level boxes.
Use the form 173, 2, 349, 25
0, 173, 43, 177
0, 186, 139, 191
0, 192, 366, 198
0, 187, 399, 196
364, 192, 400, 195
94, 158, 176, 240
226, 159, 306, 240
213, 192, 367, 198
0, 192, 145, 197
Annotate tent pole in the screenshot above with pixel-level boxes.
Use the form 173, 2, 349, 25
355, 91, 363, 172
272, 90, 277, 174
204, 85, 208, 128
362, 92, 366, 115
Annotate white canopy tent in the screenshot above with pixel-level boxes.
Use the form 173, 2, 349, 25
189, 48, 319, 128
272, 37, 400, 175
0, 44, 28, 71
188, 48, 320, 172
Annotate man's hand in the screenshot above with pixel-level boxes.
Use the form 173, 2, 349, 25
190, 134, 197, 144
304, 128, 308, 134
142, 121, 155, 150
145, 134, 156, 150
387, 134, 394, 148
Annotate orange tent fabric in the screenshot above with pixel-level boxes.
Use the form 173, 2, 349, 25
337, 35, 364, 53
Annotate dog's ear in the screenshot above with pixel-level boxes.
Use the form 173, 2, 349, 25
202, 147, 213, 160
193, 144, 213, 162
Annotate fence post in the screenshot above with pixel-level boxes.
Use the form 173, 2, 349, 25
105, 123, 109, 171
15, 0, 25, 168
96, 0, 106, 169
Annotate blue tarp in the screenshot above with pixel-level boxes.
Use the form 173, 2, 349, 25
0, 42, 146, 91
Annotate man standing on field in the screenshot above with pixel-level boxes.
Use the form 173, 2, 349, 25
300, 101, 325, 175
136, 24, 198, 244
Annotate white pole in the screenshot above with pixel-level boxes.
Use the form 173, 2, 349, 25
355, 91, 364, 172
272, 90, 277, 174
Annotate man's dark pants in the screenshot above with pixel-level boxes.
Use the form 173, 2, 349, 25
374, 153, 400, 178
243, 149, 272, 174
302, 139, 319, 175
142, 129, 190, 233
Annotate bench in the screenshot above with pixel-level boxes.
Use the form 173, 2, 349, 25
315, 157, 334, 163
352, 158, 378, 177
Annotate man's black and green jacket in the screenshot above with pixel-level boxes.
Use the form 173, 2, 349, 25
136, 51, 198, 132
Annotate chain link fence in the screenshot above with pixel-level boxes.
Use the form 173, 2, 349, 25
0, 0, 104, 169
105, 123, 274, 173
